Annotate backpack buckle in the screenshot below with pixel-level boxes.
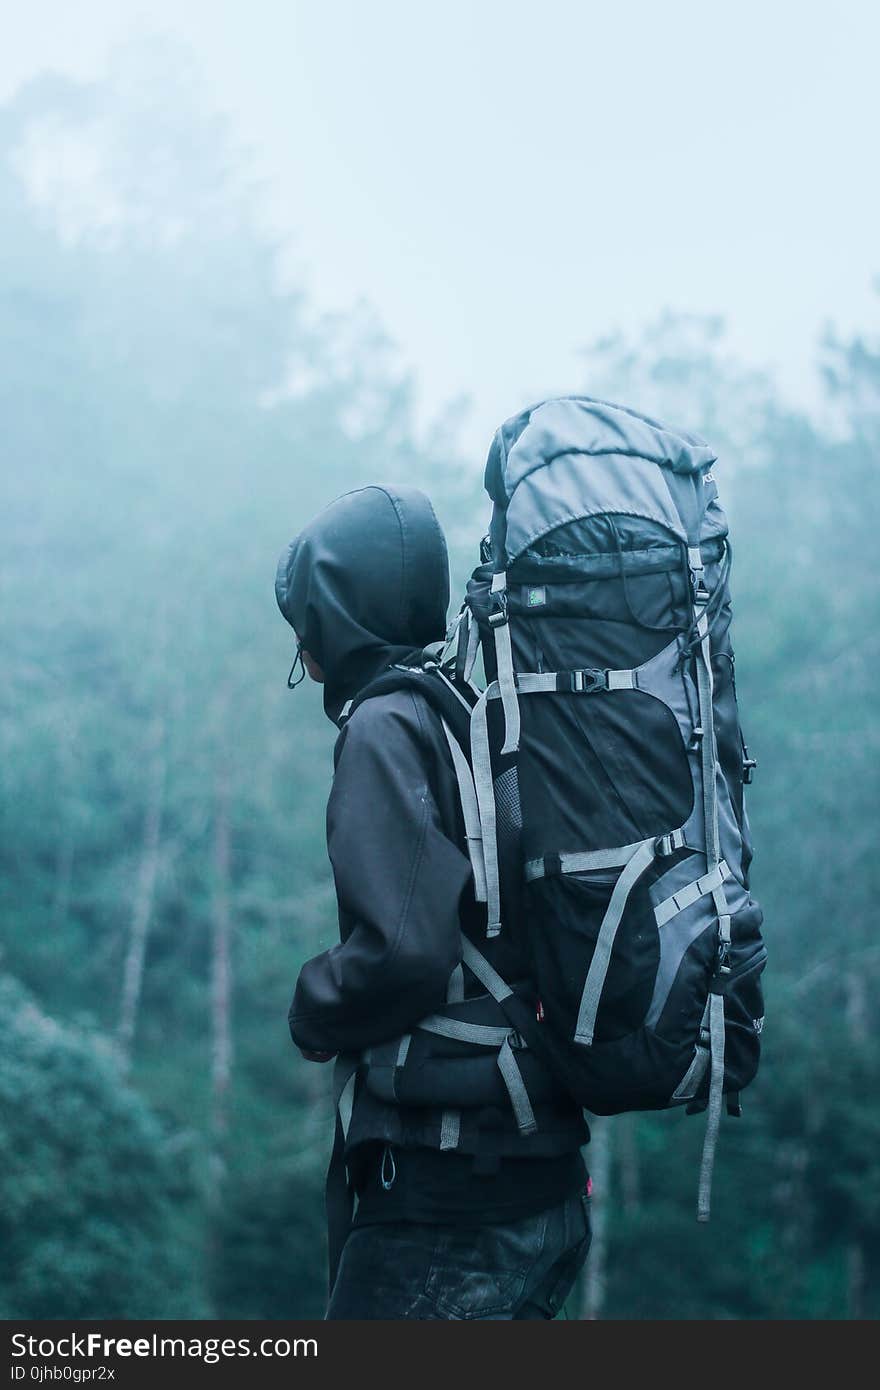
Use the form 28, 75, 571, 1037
742, 750, 757, 784
654, 829, 684, 857
568, 668, 608, 693
488, 589, 509, 627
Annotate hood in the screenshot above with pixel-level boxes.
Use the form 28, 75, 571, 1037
275, 485, 450, 723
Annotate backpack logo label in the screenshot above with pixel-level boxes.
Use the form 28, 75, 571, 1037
753, 1016, 764, 1035
527, 585, 547, 608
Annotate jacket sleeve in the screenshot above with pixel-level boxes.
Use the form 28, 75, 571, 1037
289, 692, 470, 1053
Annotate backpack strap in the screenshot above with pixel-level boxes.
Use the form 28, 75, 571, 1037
689, 564, 733, 1221
697, 989, 726, 1221
325, 1050, 362, 1294
459, 938, 535, 1135
489, 572, 520, 754
573, 837, 660, 1047
469, 688, 503, 936
462, 607, 481, 684
440, 718, 488, 904
496, 1034, 538, 1136
438, 962, 465, 1150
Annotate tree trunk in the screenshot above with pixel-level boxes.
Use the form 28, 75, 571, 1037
618, 1112, 641, 1216
211, 759, 233, 1147
117, 714, 166, 1065
845, 969, 868, 1318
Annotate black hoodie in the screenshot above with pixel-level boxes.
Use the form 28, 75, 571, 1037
276, 485, 587, 1221
276, 486, 466, 1047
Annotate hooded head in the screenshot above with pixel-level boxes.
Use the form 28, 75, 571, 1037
275, 485, 450, 722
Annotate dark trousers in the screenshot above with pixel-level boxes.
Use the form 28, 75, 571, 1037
326, 1190, 592, 1320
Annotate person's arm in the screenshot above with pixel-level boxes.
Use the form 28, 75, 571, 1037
289, 692, 469, 1055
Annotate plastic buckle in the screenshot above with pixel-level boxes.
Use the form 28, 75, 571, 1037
742, 751, 757, 784
571, 668, 608, 694
654, 831, 680, 857
688, 725, 704, 751
488, 589, 508, 627
689, 562, 708, 601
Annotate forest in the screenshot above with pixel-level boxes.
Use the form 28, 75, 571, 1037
1, 55, 878, 1320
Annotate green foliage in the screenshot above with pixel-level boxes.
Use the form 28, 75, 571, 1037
0, 975, 207, 1318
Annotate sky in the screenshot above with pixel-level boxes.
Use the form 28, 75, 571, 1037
2, 0, 878, 454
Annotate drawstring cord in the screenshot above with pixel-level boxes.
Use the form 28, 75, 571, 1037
380, 1145, 397, 1190
676, 538, 733, 672
287, 639, 306, 689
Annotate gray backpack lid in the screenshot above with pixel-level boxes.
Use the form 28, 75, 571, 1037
485, 396, 719, 565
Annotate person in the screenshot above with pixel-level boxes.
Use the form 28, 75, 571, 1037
275, 483, 591, 1320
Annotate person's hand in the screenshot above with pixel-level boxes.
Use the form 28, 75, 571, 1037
299, 1047, 336, 1063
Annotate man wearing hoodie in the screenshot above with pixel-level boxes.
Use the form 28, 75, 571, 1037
275, 484, 591, 1320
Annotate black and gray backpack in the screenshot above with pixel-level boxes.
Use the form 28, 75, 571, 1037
339, 396, 766, 1223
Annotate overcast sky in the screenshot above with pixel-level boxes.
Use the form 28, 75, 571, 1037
3, 1, 878, 452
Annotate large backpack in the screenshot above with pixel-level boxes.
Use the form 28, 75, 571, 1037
440, 395, 765, 1216
334, 395, 765, 1227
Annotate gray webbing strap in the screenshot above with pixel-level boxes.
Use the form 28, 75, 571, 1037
654, 860, 731, 927
418, 1015, 512, 1046
440, 1109, 461, 1150
713, 881, 732, 945
464, 610, 481, 683
460, 934, 514, 1003
434, 667, 474, 714
693, 596, 720, 868
574, 837, 657, 1046
327, 1052, 363, 1294
672, 1042, 711, 1103
333, 1053, 361, 1142
607, 669, 636, 690
686, 571, 728, 1221
470, 686, 502, 935
697, 992, 726, 1222
440, 719, 488, 904
671, 998, 711, 1102
495, 670, 636, 696
446, 962, 465, 1004
389, 1032, 412, 1101
440, 607, 464, 668
490, 572, 521, 755
525, 838, 651, 882
505, 672, 556, 694
497, 1035, 538, 1136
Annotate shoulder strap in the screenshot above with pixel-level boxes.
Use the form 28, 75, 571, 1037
342, 658, 477, 749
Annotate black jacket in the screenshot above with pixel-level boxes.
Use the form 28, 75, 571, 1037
276, 485, 586, 1160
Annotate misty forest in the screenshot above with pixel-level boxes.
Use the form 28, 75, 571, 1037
2, 52, 878, 1320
